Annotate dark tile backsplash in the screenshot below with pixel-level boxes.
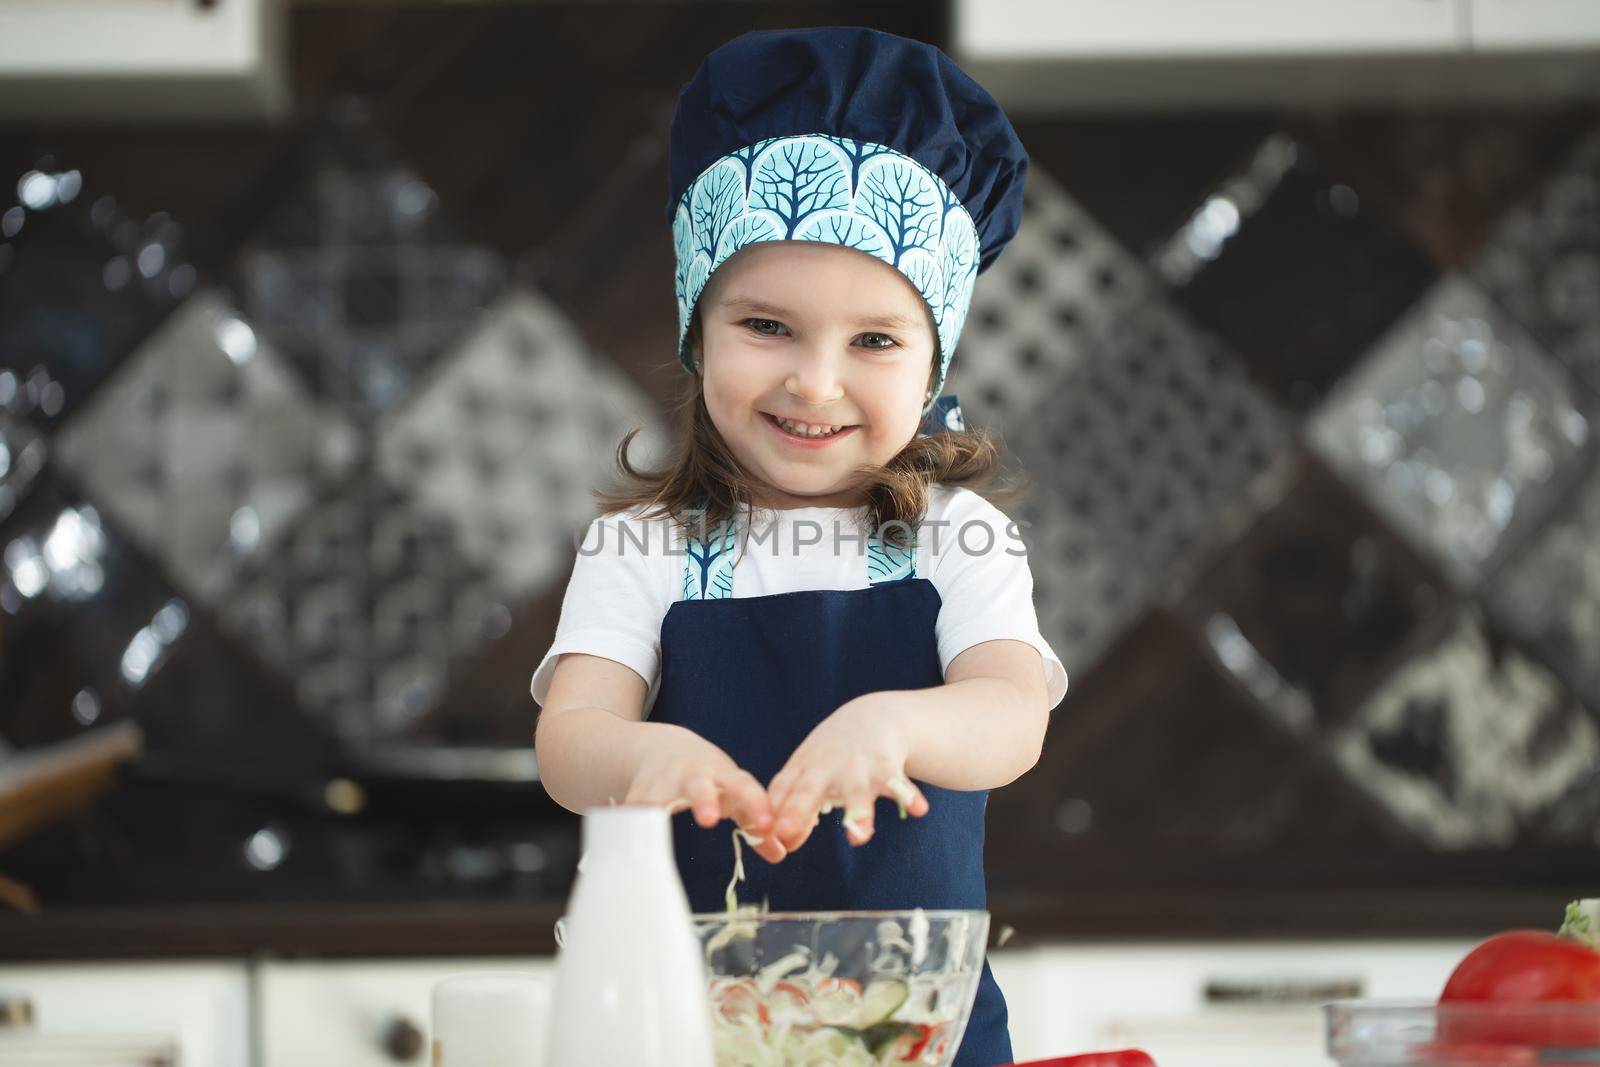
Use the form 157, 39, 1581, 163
3, 2, 1599, 918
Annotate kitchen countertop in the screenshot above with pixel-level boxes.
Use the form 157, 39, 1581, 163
0, 887, 1575, 960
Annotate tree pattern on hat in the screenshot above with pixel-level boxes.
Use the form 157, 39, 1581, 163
672, 134, 981, 403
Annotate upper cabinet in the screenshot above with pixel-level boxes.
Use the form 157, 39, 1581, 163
0, 0, 290, 121
954, 0, 1467, 58
952, 0, 1600, 109
1470, 0, 1600, 48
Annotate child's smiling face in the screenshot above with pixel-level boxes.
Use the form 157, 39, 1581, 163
692, 242, 938, 509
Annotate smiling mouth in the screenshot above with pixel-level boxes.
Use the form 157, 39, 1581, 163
761, 412, 858, 440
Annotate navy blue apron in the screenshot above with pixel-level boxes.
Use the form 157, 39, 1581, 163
650, 515, 1013, 1067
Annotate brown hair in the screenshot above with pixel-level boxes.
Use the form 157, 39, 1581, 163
595, 313, 1022, 548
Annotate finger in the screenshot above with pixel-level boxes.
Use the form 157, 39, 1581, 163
766, 765, 798, 815
719, 769, 775, 834
840, 777, 876, 846
884, 772, 929, 818
684, 776, 721, 829
747, 831, 788, 865
774, 772, 830, 851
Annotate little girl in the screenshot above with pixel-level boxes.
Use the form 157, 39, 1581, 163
531, 26, 1067, 1066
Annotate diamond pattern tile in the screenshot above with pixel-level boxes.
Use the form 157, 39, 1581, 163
1298, 111, 1592, 267
229, 113, 507, 420
1010, 294, 1291, 679
1329, 610, 1600, 849
946, 166, 1151, 428
1181, 453, 1448, 730
1472, 123, 1600, 398
1016, 115, 1276, 262
0, 398, 48, 525
0, 475, 188, 748
0, 162, 195, 430
1310, 275, 1594, 590
376, 287, 667, 598
55, 289, 360, 605
1490, 462, 1600, 715
221, 465, 509, 740
1165, 135, 1439, 412
987, 609, 1414, 893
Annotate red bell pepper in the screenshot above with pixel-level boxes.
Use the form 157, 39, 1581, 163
1002, 1051, 1156, 1067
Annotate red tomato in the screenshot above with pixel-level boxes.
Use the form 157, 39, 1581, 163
712, 979, 771, 1027
1439, 931, 1600, 1049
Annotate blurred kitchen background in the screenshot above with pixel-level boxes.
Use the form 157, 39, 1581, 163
2, 0, 1600, 1064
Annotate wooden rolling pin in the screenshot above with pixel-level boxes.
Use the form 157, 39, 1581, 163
0, 719, 145, 851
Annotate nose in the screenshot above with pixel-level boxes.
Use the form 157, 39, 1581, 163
784, 345, 845, 405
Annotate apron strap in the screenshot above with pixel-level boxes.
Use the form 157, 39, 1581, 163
682, 517, 738, 601
680, 515, 918, 600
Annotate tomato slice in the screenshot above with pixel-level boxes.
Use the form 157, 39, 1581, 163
712, 978, 771, 1027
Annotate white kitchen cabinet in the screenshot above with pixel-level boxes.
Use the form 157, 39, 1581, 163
0, 961, 251, 1067
952, 0, 1600, 110
1470, 0, 1600, 47
0, 938, 1491, 1066
992, 939, 1476, 1066
0, 0, 289, 120
256, 957, 555, 1067
954, 0, 1467, 58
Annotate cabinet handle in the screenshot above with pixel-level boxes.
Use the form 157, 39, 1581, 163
0, 997, 35, 1027
382, 1016, 427, 1062
1203, 977, 1363, 1004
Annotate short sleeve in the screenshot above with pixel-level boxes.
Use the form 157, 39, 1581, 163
928, 490, 1069, 710
529, 513, 672, 711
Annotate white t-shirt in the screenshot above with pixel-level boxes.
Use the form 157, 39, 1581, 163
529, 484, 1068, 715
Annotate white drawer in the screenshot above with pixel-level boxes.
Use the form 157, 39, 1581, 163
0, 961, 251, 1067
256, 957, 555, 1067
992, 939, 1475, 1065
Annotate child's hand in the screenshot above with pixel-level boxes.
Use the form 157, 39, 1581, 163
625, 723, 787, 863
766, 694, 931, 853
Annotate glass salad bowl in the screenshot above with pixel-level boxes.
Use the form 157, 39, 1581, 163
1326, 998, 1600, 1065
690, 909, 991, 1067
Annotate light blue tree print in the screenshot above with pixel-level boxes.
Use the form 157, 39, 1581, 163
691, 163, 746, 264
673, 204, 697, 314
675, 136, 984, 381
683, 520, 738, 600
795, 211, 890, 260
867, 532, 917, 584
751, 139, 851, 237
935, 178, 967, 233
937, 211, 978, 345
680, 257, 709, 341
857, 159, 941, 268
899, 252, 944, 322
715, 213, 782, 264
728, 138, 773, 197
823, 136, 898, 198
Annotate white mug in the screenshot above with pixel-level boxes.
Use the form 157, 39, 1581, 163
430, 972, 550, 1067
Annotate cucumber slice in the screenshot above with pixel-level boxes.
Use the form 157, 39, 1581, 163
812, 976, 908, 1030
854, 978, 909, 1029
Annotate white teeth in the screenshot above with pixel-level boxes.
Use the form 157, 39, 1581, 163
775, 416, 844, 437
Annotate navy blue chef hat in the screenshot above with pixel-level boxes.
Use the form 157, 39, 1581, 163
665, 26, 1029, 433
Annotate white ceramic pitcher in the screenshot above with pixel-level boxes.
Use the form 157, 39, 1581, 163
545, 806, 714, 1067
